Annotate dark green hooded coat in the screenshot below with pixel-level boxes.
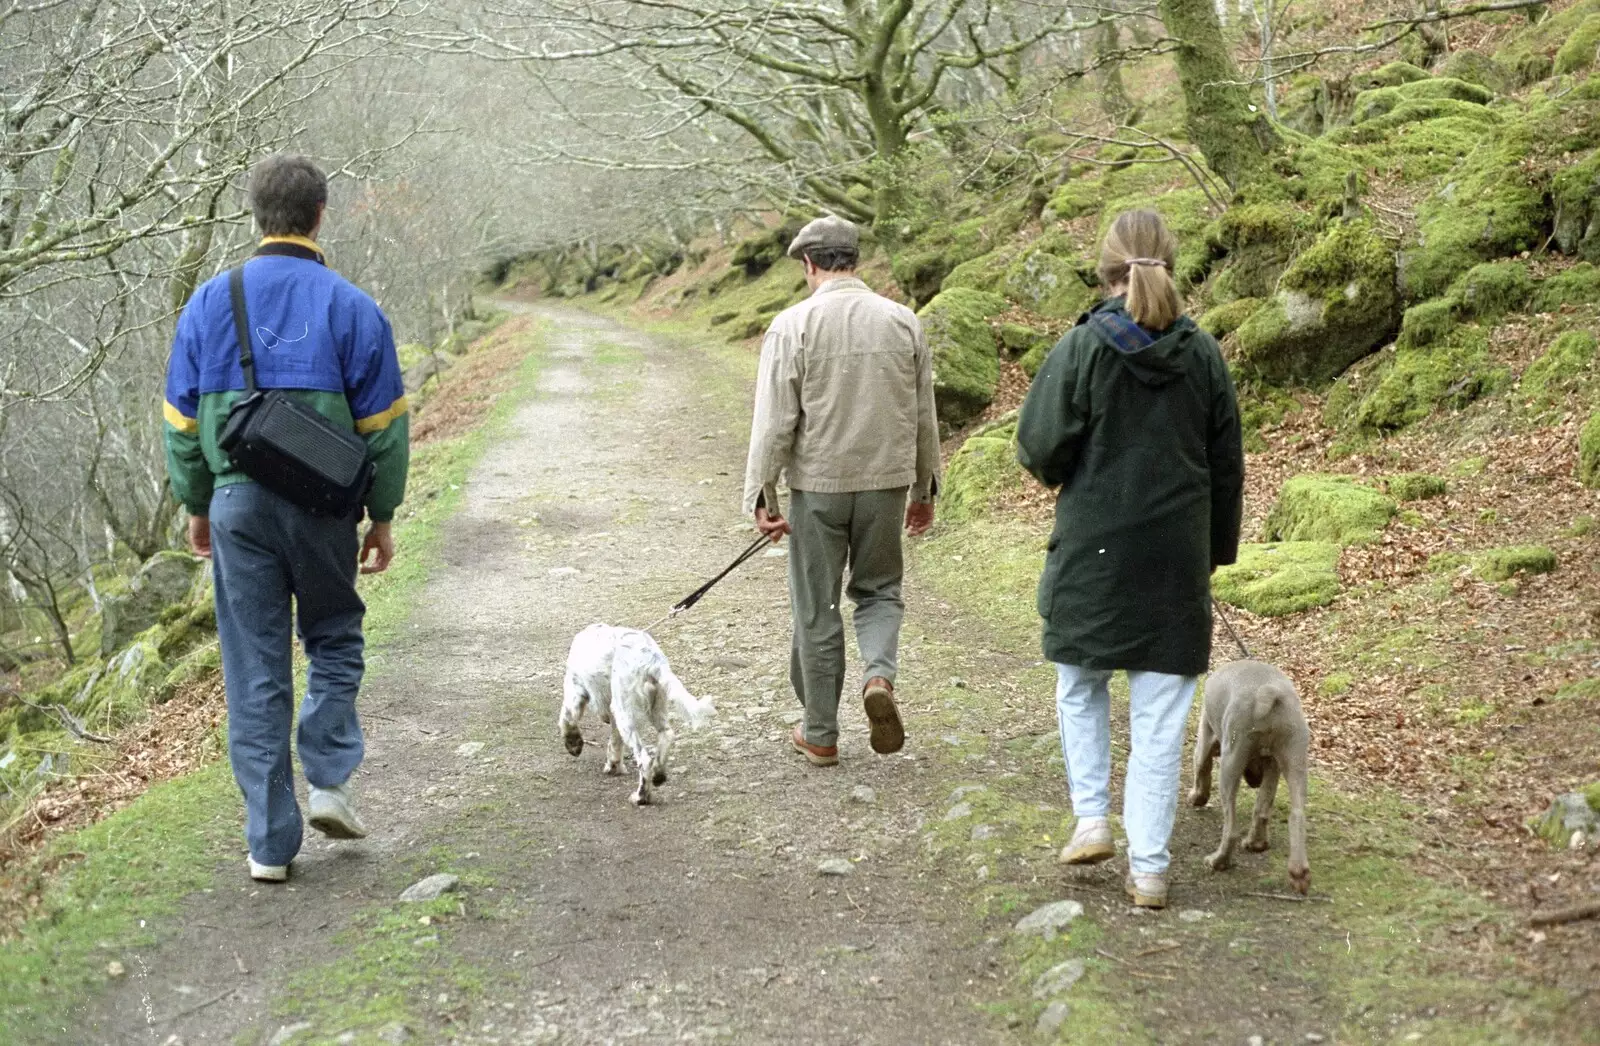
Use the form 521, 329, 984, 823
1017, 298, 1244, 677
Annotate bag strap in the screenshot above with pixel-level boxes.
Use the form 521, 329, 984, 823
228, 265, 258, 394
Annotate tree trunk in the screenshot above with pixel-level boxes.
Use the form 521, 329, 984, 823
1158, 0, 1280, 189
1097, 19, 1135, 121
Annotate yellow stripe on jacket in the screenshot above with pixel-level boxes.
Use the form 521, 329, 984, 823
355, 395, 409, 434
163, 400, 199, 434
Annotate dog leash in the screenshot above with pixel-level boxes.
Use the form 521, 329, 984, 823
1213, 597, 1252, 660
640, 533, 773, 633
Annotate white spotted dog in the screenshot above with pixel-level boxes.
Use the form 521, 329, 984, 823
558, 624, 714, 806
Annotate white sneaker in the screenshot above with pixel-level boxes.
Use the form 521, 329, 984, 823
308, 782, 369, 840
1059, 816, 1115, 865
1125, 871, 1168, 909
248, 857, 289, 882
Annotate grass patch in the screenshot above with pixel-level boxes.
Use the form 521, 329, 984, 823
0, 324, 551, 1044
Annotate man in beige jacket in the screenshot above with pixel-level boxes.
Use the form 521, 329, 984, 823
743, 215, 941, 767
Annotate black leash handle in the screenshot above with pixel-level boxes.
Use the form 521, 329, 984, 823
1213, 597, 1252, 661
671, 534, 772, 613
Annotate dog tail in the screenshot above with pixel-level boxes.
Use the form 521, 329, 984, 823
661, 669, 714, 729
1246, 685, 1280, 735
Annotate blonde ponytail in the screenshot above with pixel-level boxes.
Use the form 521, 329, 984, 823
1097, 209, 1182, 332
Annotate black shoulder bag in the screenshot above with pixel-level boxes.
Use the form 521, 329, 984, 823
218, 265, 376, 517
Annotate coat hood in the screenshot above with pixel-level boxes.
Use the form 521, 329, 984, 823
1081, 297, 1196, 388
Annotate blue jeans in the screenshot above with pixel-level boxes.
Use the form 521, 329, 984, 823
210, 482, 366, 866
1055, 664, 1198, 876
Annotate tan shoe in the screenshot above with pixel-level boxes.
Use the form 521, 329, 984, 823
791, 725, 839, 767
1125, 872, 1168, 909
862, 677, 905, 754
1059, 816, 1115, 865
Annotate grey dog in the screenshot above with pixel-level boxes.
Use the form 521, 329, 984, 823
1189, 659, 1311, 894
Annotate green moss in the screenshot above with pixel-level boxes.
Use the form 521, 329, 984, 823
942, 425, 1025, 522
1586, 782, 1600, 812
1320, 671, 1355, 696
919, 288, 1007, 426
1346, 327, 1512, 434
1472, 545, 1557, 582
1002, 248, 1095, 319
1383, 473, 1449, 501
1233, 219, 1399, 385
1264, 474, 1398, 545
1578, 409, 1600, 487
998, 322, 1049, 356
1498, 0, 1600, 82
1437, 50, 1517, 95
1348, 79, 1494, 127
1552, 152, 1600, 262
943, 246, 1015, 295
1198, 297, 1263, 337
1397, 297, 1459, 350
1212, 541, 1342, 616
1043, 177, 1105, 223
1451, 261, 1535, 321
1523, 329, 1599, 399
1554, 15, 1600, 74
1360, 62, 1432, 89
1536, 262, 1600, 311
158, 640, 221, 700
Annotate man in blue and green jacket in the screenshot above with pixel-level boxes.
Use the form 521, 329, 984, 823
163, 154, 409, 883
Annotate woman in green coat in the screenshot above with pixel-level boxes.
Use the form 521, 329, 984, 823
1017, 210, 1245, 908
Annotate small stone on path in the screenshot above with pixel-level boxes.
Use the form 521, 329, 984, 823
548, 567, 579, 578
268, 1024, 313, 1046
944, 802, 973, 822
970, 824, 996, 841
848, 785, 876, 805
106, 961, 125, 978
1032, 958, 1086, 999
1179, 909, 1214, 923
1014, 899, 1084, 939
400, 874, 460, 902
1035, 1001, 1070, 1036
455, 741, 485, 757
1306, 1034, 1327, 1043
817, 858, 854, 877
1248, 1036, 1264, 1046
378, 1025, 413, 1044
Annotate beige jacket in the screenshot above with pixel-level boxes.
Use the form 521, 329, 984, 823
743, 277, 940, 515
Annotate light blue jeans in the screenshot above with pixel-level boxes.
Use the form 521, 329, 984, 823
1055, 663, 1198, 876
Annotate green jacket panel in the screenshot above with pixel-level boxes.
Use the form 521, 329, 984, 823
1017, 299, 1244, 676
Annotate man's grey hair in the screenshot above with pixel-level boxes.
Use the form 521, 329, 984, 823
803, 246, 859, 273
248, 154, 328, 237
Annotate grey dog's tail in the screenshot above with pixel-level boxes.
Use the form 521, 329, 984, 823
1246, 685, 1281, 734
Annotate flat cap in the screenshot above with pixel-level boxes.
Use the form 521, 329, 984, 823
787, 214, 860, 259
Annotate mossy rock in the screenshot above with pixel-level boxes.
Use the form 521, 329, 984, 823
1531, 791, 1600, 848
919, 288, 1007, 427
1497, 0, 1600, 84
1578, 409, 1600, 487
1233, 220, 1400, 386
942, 247, 1015, 295
1552, 150, 1600, 262
1198, 298, 1264, 338
1263, 474, 1398, 545
1437, 50, 1517, 95
1001, 249, 1094, 319
159, 640, 222, 702
1452, 261, 1536, 321
729, 218, 805, 278
1535, 262, 1600, 311
99, 551, 206, 658
942, 425, 1025, 522
1523, 329, 1599, 399
1555, 15, 1600, 75
1212, 542, 1342, 616
998, 322, 1051, 360
1043, 178, 1105, 223
1473, 545, 1557, 582
1020, 335, 1058, 378
1207, 203, 1308, 303
1344, 327, 1512, 434
1350, 78, 1494, 125
1359, 62, 1432, 89
1397, 296, 1459, 350
892, 210, 1027, 307
1382, 473, 1449, 501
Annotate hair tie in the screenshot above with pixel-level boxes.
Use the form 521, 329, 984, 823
1126, 257, 1170, 269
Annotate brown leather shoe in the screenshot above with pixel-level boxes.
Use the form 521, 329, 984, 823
862, 677, 905, 754
791, 725, 839, 767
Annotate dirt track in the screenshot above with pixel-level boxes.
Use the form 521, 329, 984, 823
79, 305, 1018, 1045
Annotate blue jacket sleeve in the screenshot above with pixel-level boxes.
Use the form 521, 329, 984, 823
163, 302, 213, 515
343, 294, 410, 522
